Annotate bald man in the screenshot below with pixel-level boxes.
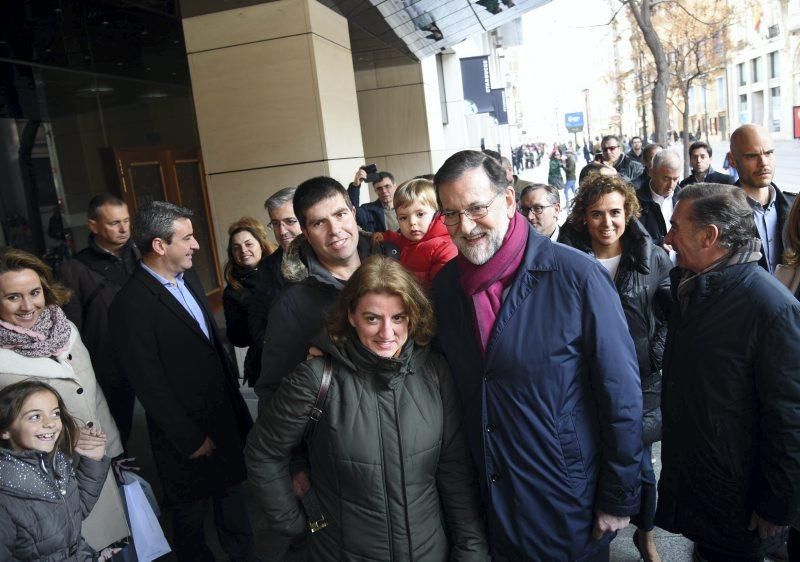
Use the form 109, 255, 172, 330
728, 124, 795, 273
637, 149, 682, 247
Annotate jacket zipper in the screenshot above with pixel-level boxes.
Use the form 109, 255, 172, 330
39, 453, 76, 555
377, 392, 394, 560
392, 388, 413, 561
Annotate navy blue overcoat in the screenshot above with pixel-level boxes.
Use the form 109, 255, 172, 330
432, 227, 643, 561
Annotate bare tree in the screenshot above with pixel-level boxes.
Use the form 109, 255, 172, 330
662, 0, 733, 175
624, 0, 670, 145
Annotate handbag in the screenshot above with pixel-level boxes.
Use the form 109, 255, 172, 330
300, 358, 333, 534
121, 478, 172, 562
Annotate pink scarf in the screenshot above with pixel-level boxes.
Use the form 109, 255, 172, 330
0, 306, 71, 358
457, 211, 528, 355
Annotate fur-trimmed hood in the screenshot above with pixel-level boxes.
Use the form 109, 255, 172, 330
280, 230, 398, 286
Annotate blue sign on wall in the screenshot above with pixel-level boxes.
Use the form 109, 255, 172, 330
565, 112, 584, 132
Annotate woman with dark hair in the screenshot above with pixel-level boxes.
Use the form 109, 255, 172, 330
0, 247, 128, 553
559, 175, 672, 562
246, 255, 489, 561
222, 217, 277, 386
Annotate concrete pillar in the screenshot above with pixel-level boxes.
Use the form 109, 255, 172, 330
182, 0, 365, 250
354, 48, 444, 184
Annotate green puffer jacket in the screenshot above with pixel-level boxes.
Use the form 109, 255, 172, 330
246, 334, 489, 561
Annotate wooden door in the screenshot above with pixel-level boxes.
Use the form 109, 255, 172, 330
114, 148, 222, 302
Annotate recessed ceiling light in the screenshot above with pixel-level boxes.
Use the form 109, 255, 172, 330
76, 85, 115, 96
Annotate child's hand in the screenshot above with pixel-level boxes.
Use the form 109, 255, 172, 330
372, 232, 384, 244
74, 427, 106, 461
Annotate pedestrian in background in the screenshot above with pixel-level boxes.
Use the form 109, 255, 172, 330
548, 148, 564, 189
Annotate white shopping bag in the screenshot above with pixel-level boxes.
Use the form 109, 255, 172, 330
122, 479, 172, 561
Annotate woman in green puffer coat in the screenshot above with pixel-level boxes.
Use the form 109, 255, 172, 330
246, 255, 489, 561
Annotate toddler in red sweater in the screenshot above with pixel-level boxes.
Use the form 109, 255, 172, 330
380, 178, 457, 284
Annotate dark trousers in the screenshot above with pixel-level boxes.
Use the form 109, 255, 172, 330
788, 527, 800, 561
171, 483, 255, 562
632, 443, 657, 532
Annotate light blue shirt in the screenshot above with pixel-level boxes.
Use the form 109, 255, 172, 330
141, 263, 210, 339
747, 185, 779, 273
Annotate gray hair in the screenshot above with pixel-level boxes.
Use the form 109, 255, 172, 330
520, 183, 560, 206
675, 183, 756, 249
434, 150, 509, 198
133, 201, 193, 255
652, 149, 681, 172
264, 187, 296, 212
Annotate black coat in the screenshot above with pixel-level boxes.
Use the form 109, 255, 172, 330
614, 153, 645, 184
678, 167, 734, 188
223, 257, 275, 387
348, 183, 386, 232
246, 247, 288, 355
59, 237, 139, 438
655, 262, 800, 556
636, 184, 681, 246
559, 219, 672, 443
109, 266, 252, 502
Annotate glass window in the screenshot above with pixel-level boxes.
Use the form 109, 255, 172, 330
716, 77, 726, 108
751, 57, 762, 83
738, 63, 747, 86
770, 87, 781, 132
769, 51, 780, 79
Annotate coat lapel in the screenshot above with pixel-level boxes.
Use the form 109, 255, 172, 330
133, 266, 212, 344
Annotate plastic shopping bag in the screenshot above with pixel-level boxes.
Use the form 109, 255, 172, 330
122, 479, 171, 561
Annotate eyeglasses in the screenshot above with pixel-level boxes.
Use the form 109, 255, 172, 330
520, 204, 554, 216
602, 145, 620, 152
440, 193, 499, 226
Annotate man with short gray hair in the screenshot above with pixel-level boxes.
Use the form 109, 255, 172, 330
246, 187, 301, 361
110, 201, 256, 562
637, 149, 682, 247
656, 183, 800, 561
432, 149, 643, 561
518, 183, 561, 239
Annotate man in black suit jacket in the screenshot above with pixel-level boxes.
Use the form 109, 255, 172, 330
679, 141, 735, 187
109, 201, 255, 562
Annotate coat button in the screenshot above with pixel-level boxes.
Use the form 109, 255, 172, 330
491, 473, 500, 483
67, 354, 72, 360
486, 424, 495, 433
76, 388, 84, 395
86, 422, 94, 428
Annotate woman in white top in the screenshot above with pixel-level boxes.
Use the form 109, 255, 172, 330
558, 175, 672, 562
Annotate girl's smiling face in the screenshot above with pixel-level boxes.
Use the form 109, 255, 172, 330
1, 390, 62, 453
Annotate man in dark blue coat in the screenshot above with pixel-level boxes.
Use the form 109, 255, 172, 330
656, 183, 800, 561
431, 150, 643, 561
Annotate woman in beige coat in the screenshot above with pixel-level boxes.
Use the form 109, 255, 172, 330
0, 247, 129, 554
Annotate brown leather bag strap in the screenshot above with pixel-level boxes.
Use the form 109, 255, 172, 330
307, 358, 332, 440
